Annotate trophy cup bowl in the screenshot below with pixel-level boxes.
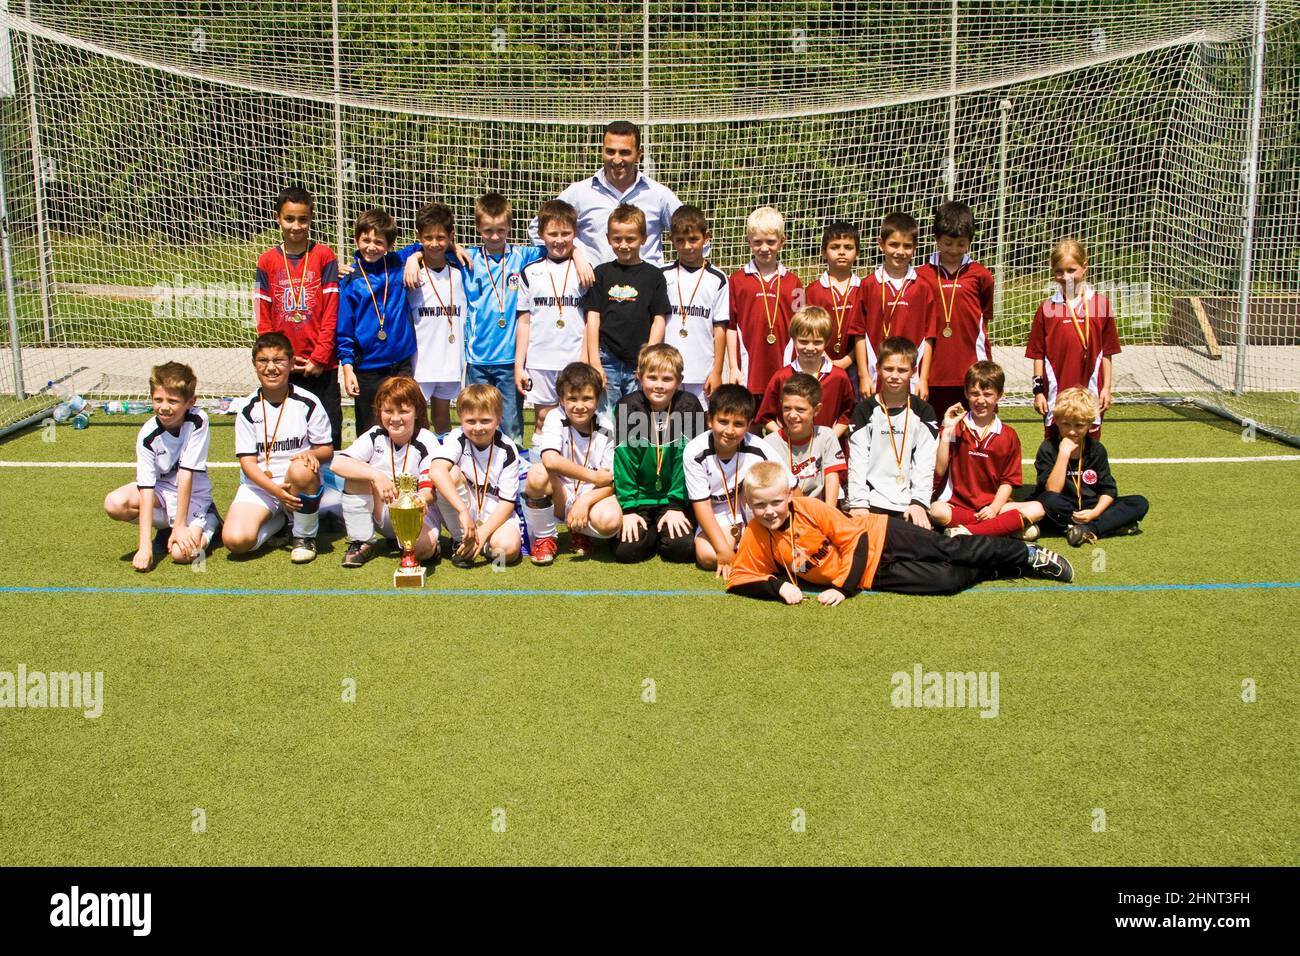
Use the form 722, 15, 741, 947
389, 474, 426, 588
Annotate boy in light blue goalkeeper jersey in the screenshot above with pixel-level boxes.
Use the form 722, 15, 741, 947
403, 192, 592, 444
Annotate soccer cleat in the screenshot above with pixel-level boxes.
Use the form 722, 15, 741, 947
1015, 523, 1040, 543
290, 536, 317, 564
341, 539, 375, 568
530, 536, 558, 566
570, 531, 593, 557
1066, 523, 1098, 548
945, 525, 972, 538
450, 541, 475, 569
1028, 546, 1074, 583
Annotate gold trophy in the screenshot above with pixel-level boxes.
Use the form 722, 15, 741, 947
389, 473, 427, 588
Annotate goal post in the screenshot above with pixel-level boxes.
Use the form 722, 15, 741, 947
0, 1, 1297, 443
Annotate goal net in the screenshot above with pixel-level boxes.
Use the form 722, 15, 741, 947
0, 1, 1297, 443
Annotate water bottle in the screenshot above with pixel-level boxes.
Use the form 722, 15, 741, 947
101, 400, 126, 415
125, 400, 151, 415
72, 409, 92, 430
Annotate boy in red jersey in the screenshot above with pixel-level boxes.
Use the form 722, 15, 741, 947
861, 212, 936, 399
727, 206, 804, 405
754, 306, 854, 439
1026, 239, 1122, 439
919, 202, 994, 415
255, 186, 342, 448
726, 461, 1073, 603
804, 221, 869, 395
930, 361, 1044, 539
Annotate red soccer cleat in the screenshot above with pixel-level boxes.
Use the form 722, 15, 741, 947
530, 536, 558, 566
570, 531, 593, 557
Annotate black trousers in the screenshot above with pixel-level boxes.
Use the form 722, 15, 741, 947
870, 516, 1030, 595
1039, 492, 1148, 537
613, 505, 696, 564
354, 358, 414, 434
290, 368, 343, 450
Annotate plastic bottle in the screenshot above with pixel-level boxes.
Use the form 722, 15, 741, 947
125, 400, 151, 415
72, 409, 92, 430
101, 400, 126, 415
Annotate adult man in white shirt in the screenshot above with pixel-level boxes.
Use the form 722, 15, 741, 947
531, 120, 684, 267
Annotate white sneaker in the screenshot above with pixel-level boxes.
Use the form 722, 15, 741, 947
945, 525, 972, 538
1017, 523, 1040, 543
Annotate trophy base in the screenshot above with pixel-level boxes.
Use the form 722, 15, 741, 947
393, 565, 426, 588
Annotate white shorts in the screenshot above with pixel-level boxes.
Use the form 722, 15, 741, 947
525, 368, 560, 408
232, 481, 284, 515
695, 509, 746, 540
376, 502, 440, 542
561, 495, 615, 539
149, 484, 214, 530
420, 380, 460, 402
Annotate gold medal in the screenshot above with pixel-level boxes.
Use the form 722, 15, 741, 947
497, 319, 507, 329
377, 329, 387, 341
556, 319, 565, 329
448, 333, 456, 344
731, 524, 742, 545
765, 333, 776, 345
896, 472, 907, 485
942, 326, 953, 338
679, 328, 688, 338
264, 468, 274, 479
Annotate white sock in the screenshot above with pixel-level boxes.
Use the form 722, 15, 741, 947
292, 510, 319, 538
192, 506, 222, 551
524, 500, 556, 542
253, 510, 287, 551
342, 492, 375, 543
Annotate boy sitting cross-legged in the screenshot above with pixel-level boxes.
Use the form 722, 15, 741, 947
428, 383, 524, 568
1033, 387, 1149, 547
761, 372, 846, 506
224, 332, 334, 563
726, 461, 1073, 604
611, 343, 705, 564
845, 336, 939, 525
104, 361, 221, 571
683, 384, 793, 575
523, 362, 623, 564
330, 375, 471, 568
930, 361, 1044, 540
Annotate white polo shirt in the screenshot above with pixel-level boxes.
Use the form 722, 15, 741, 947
530, 169, 683, 266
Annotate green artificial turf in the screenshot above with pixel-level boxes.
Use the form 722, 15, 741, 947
0, 404, 1296, 865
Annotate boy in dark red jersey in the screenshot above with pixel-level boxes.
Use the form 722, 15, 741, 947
754, 306, 854, 439
804, 221, 869, 395
919, 201, 994, 415
931, 361, 1044, 539
255, 186, 342, 448
861, 212, 936, 398
727, 205, 804, 405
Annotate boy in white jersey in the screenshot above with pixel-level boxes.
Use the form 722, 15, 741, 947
331, 375, 471, 568
662, 205, 728, 404
683, 384, 793, 575
428, 384, 523, 568
515, 200, 588, 432
846, 336, 940, 525
761, 373, 846, 505
406, 203, 467, 434
224, 333, 334, 563
523, 362, 622, 564
104, 361, 220, 570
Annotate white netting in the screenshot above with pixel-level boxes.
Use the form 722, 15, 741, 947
0, 1, 1297, 441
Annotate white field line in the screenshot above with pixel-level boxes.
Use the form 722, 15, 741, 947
0, 455, 1298, 469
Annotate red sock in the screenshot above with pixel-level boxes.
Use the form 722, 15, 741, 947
967, 510, 1025, 537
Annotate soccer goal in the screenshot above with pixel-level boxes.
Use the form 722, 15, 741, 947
0, 1, 1297, 443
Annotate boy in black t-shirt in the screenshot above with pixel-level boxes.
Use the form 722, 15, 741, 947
585, 203, 671, 415
1034, 387, 1148, 547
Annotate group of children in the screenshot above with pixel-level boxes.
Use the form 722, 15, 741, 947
103, 184, 1150, 601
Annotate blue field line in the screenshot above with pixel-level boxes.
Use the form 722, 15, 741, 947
0, 581, 1298, 599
